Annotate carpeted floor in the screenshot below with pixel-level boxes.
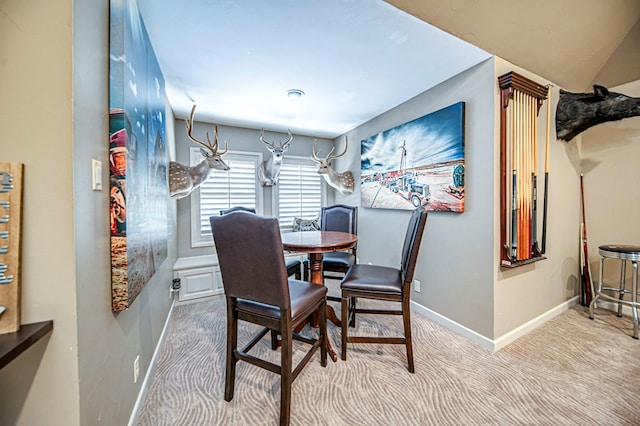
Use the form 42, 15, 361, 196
136, 281, 640, 425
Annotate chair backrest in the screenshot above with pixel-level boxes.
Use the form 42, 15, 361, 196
220, 206, 256, 215
400, 207, 428, 285
320, 204, 358, 235
210, 211, 290, 309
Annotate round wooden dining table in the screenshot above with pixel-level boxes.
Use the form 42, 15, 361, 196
281, 230, 357, 361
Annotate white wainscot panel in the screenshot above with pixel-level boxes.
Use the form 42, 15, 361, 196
173, 255, 222, 302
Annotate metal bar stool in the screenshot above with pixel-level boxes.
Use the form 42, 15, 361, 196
589, 245, 640, 339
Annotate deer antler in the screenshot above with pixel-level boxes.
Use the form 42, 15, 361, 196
311, 139, 323, 163
185, 105, 228, 156
259, 129, 275, 149
260, 129, 293, 150
282, 129, 293, 150
328, 137, 348, 160
312, 137, 348, 162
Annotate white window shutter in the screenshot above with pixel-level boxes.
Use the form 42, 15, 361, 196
190, 150, 262, 247
276, 158, 323, 232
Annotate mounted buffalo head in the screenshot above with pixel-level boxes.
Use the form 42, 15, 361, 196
556, 85, 640, 141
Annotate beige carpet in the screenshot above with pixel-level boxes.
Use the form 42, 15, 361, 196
136, 281, 640, 425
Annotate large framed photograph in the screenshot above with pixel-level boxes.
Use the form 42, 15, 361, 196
360, 102, 465, 212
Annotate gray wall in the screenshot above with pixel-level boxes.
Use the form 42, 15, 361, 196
335, 58, 583, 342
0, 1, 177, 425
73, 1, 177, 424
338, 59, 497, 338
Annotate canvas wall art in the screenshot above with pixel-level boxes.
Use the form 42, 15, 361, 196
109, 0, 168, 311
360, 102, 465, 212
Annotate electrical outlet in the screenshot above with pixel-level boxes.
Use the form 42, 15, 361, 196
414, 279, 421, 293
170, 278, 181, 299
133, 355, 140, 383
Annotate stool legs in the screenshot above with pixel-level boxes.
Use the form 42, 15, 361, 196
618, 260, 626, 317
589, 256, 639, 339
632, 261, 638, 339
591, 245, 640, 339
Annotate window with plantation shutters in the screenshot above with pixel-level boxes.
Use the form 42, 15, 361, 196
275, 156, 324, 232
189, 149, 263, 247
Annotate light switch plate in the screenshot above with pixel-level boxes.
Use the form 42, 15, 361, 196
92, 159, 102, 191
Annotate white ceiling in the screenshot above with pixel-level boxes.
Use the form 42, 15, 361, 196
136, 0, 491, 138
136, 0, 640, 139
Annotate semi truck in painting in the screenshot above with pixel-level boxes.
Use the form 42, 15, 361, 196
388, 173, 431, 207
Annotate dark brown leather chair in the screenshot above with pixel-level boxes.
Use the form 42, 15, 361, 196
220, 207, 302, 280
210, 211, 327, 426
340, 207, 427, 373
219, 206, 256, 215
303, 204, 358, 287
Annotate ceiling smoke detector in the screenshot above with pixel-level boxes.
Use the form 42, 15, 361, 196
287, 89, 305, 99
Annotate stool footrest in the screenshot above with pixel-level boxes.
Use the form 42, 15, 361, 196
601, 287, 635, 295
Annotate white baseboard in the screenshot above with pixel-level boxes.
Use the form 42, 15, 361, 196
492, 296, 579, 351
411, 295, 580, 352
128, 296, 177, 426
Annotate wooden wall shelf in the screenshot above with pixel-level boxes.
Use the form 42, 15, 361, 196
0, 321, 53, 370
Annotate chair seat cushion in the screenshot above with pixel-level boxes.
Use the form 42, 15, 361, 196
237, 279, 327, 321
323, 251, 355, 267
340, 264, 403, 295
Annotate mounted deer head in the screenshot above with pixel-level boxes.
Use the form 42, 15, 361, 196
257, 128, 293, 186
311, 138, 354, 195
168, 105, 229, 199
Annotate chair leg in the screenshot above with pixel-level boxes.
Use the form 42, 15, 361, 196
280, 321, 293, 426
319, 298, 328, 367
349, 297, 356, 327
271, 329, 279, 350
341, 292, 348, 361
293, 262, 302, 280
402, 299, 414, 373
225, 305, 238, 401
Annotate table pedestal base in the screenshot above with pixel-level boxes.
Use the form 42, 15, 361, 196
280, 231, 357, 363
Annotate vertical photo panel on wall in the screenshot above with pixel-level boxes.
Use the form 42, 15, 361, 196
0, 163, 23, 334
109, 0, 168, 311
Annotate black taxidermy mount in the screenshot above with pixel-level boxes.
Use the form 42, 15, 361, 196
556, 85, 640, 141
